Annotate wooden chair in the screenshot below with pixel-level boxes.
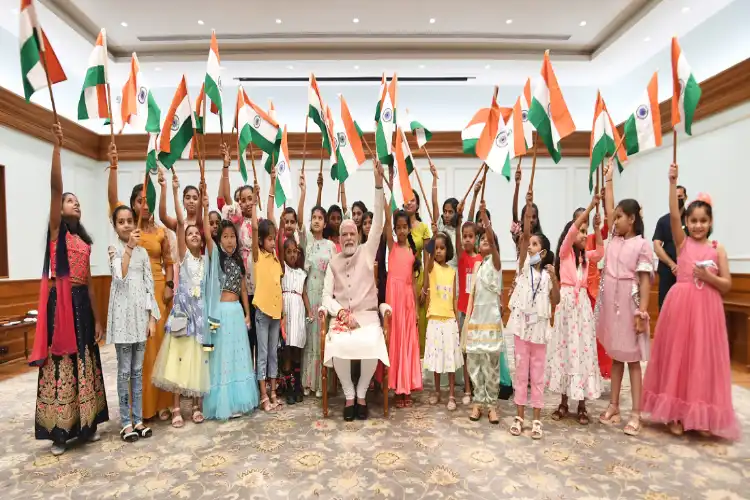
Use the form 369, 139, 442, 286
318, 304, 392, 417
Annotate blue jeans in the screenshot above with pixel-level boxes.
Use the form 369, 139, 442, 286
115, 342, 146, 428
255, 309, 280, 381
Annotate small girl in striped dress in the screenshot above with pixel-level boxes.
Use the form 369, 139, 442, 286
281, 238, 312, 404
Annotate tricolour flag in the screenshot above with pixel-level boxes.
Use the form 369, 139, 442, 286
308, 74, 331, 152
19, 0, 67, 102
245, 94, 280, 154
374, 73, 386, 122
158, 76, 195, 169
671, 37, 701, 136
120, 53, 160, 133
333, 95, 366, 183
403, 109, 432, 148
274, 126, 294, 207
326, 104, 339, 180
528, 51, 576, 162
261, 100, 279, 174
77, 29, 109, 120
204, 30, 223, 118
235, 86, 252, 182
624, 72, 662, 155
144, 133, 158, 213
462, 108, 489, 156
394, 125, 415, 208
479, 95, 512, 179
376, 74, 397, 164
519, 78, 534, 149
489, 97, 528, 180
589, 92, 616, 191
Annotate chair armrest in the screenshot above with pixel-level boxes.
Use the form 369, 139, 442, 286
379, 303, 392, 318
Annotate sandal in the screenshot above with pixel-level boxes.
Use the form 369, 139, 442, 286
509, 416, 524, 436
488, 408, 500, 425
577, 406, 590, 426
462, 392, 471, 406
599, 403, 622, 425
551, 403, 569, 421
623, 415, 641, 436
158, 408, 171, 421
469, 405, 482, 422
120, 426, 139, 443
192, 407, 205, 424
404, 396, 413, 408
270, 394, 283, 410
446, 396, 457, 411
531, 420, 543, 440
133, 423, 152, 438
260, 396, 275, 412
395, 397, 406, 409
428, 392, 441, 405
171, 408, 184, 428
668, 421, 684, 436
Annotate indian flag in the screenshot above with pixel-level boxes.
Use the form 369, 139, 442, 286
158, 76, 195, 169
376, 74, 397, 164
624, 72, 662, 155
398, 126, 416, 174
326, 104, 339, 180
274, 126, 294, 207
235, 86, 252, 182
462, 108, 489, 156
528, 51, 576, 162
308, 74, 330, 152
77, 29, 109, 120
374, 73, 386, 122
394, 125, 415, 208
120, 52, 160, 133
478, 96, 512, 178
19, 0, 67, 102
520, 78, 534, 149
245, 94, 280, 154
204, 30, 223, 117
491, 97, 527, 180
589, 92, 616, 191
671, 37, 701, 136
261, 101, 279, 174
403, 108, 432, 148
146, 132, 158, 174
333, 95, 366, 183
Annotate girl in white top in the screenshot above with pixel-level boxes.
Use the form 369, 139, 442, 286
505, 192, 560, 439
281, 237, 311, 404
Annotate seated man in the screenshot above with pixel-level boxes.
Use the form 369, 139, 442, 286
322, 162, 389, 421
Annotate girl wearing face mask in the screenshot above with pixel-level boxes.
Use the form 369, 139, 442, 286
152, 178, 213, 427
107, 206, 159, 441
641, 163, 739, 440
546, 192, 603, 426
506, 192, 559, 439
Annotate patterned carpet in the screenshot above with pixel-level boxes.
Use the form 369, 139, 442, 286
0, 345, 748, 500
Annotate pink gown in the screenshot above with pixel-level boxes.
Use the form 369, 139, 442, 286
596, 235, 654, 362
385, 245, 423, 395
641, 238, 740, 440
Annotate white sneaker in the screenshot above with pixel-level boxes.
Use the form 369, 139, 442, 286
50, 443, 66, 456
303, 388, 311, 396
315, 390, 323, 398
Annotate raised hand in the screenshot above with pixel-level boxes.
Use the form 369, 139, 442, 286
171, 171, 180, 190
52, 123, 63, 148
604, 158, 614, 181
474, 179, 483, 195
373, 160, 384, 187
429, 162, 438, 178
525, 190, 533, 205
108, 142, 118, 167
514, 165, 522, 184
669, 163, 678, 183
457, 200, 465, 215
202, 192, 209, 209
317, 172, 324, 189
593, 213, 601, 229
591, 192, 601, 208
128, 228, 141, 249
220, 142, 230, 167
299, 171, 306, 191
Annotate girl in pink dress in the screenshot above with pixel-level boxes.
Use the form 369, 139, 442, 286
385, 210, 424, 407
641, 164, 739, 440
597, 161, 655, 436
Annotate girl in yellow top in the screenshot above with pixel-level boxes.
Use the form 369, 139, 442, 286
423, 230, 463, 411
252, 179, 284, 412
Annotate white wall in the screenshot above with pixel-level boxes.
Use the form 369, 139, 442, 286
0, 125, 109, 280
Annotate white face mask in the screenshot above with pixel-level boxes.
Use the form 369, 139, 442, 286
528, 252, 542, 266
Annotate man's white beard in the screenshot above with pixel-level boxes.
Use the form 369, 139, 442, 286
342, 244, 356, 256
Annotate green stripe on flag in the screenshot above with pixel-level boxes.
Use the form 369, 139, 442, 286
335, 148, 350, 183
375, 123, 392, 165
204, 75, 222, 115
146, 174, 157, 214
623, 115, 640, 156
528, 97, 562, 163
158, 120, 194, 169
77, 66, 106, 120
252, 127, 281, 155
146, 149, 158, 174
146, 92, 161, 133
462, 139, 478, 156
501, 155, 511, 181
589, 134, 615, 192
683, 74, 702, 136
274, 178, 286, 207
20, 35, 41, 101
308, 105, 329, 153
374, 101, 381, 123
238, 124, 252, 183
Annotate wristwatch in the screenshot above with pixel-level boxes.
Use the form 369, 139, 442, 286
166, 280, 175, 290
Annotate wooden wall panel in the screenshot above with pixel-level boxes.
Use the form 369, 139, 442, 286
2, 57, 750, 162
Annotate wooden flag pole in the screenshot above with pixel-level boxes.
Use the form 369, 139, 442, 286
249, 142, 262, 211
480, 164, 489, 203
596, 159, 602, 215
219, 114, 225, 146
612, 133, 627, 159
301, 116, 309, 172
318, 145, 325, 176
672, 129, 677, 164
412, 165, 434, 222
422, 145, 437, 179
105, 82, 116, 143
460, 162, 487, 206
200, 94, 208, 185
528, 137, 540, 191
37, 34, 59, 123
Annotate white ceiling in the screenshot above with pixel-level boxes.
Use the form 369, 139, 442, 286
0, 0, 747, 133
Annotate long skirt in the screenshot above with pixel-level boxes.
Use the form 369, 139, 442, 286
35, 286, 109, 443
203, 301, 259, 420
142, 279, 173, 419
152, 334, 211, 397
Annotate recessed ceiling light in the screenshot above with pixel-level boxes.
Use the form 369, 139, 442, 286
120, 22, 128, 27
681, 6, 690, 13
419, 64, 425, 69
155, 67, 162, 71
276, 18, 282, 24
506, 19, 513, 24
353, 65, 360, 70
643, 36, 651, 42
579, 20, 587, 26
429, 18, 436, 24
197, 20, 204, 25
352, 18, 359, 23
485, 64, 491, 69
286, 65, 294, 70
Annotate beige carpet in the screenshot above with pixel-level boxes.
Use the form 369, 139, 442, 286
0, 344, 748, 500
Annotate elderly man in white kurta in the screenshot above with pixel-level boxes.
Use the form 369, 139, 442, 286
322, 163, 390, 421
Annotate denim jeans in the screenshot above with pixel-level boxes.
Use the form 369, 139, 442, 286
115, 342, 146, 428
255, 309, 280, 380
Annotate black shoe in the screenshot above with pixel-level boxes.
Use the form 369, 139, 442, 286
356, 402, 369, 421
295, 389, 303, 403
343, 404, 356, 422
286, 391, 296, 405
